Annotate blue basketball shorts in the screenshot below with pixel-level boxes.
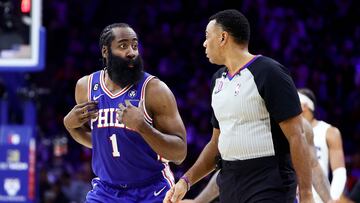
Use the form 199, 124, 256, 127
85, 177, 173, 203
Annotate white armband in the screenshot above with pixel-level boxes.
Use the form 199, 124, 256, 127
330, 167, 347, 199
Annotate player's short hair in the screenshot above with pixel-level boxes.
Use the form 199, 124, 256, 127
99, 23, 132, 67
209, 9, 250, 45
298, 88, 317, 108
99, 23, 130, 49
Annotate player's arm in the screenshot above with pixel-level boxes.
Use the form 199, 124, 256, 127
327, 126, 346, 199
303, 118, 332, 202
164, 128, 220, 203
63, 76, 98, 148
181, 170, 220, 203
192, 170, 220, 203
279, 115, 313, 202
134, 78, 187, 163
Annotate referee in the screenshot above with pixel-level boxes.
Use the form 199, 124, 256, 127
164, 9, 314, 203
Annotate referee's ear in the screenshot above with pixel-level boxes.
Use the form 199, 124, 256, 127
220, 32, 228, 46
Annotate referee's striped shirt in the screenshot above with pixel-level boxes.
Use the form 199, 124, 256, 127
211, 55, 301, 161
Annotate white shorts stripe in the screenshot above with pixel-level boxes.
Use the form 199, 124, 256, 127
161, 163, 174, 187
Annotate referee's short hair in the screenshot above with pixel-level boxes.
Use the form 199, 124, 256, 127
209, 9, 250, 45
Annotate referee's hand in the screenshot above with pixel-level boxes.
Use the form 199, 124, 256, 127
163, 179, 188, 203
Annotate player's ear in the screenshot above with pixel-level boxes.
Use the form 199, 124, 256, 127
102, 46, 108, 58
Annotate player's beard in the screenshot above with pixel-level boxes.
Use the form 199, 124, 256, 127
106, 51, 144, 88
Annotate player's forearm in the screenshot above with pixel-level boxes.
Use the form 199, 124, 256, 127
312, 163, 331, 202
184, 141, 219, 187
64, 125, 92, 148
289, 134, 313, 197
138, 121, 186, 163
194, 170, 220, 203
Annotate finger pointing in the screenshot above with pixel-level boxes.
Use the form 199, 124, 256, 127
125, 99, 133, 107
118, 103, 126, 111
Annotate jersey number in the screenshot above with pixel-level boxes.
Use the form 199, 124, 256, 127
110, 134, 120, 157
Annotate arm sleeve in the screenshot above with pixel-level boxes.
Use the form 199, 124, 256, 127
255, 61, 302, 123
211, 108, 219, 129
210, 68, 225, 129
330, 167, 347, 199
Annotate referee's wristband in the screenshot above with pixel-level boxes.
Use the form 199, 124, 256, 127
180, 176, 191, 191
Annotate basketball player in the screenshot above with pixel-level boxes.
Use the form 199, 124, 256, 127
179, 117, 335, 203
298, 88, 346, 202
164, 9, 314, 203
63, 23, 187, 203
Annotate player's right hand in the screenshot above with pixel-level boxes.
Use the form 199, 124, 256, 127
63, 101, 98, 129
163, 179, 188, 203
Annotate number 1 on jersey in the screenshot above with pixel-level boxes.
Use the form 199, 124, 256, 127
110, 134, 120, 157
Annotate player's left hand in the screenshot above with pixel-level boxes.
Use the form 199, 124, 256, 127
117, 100, 146, 132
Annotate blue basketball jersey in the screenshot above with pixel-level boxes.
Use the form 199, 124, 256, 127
87, 70, 174, 187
